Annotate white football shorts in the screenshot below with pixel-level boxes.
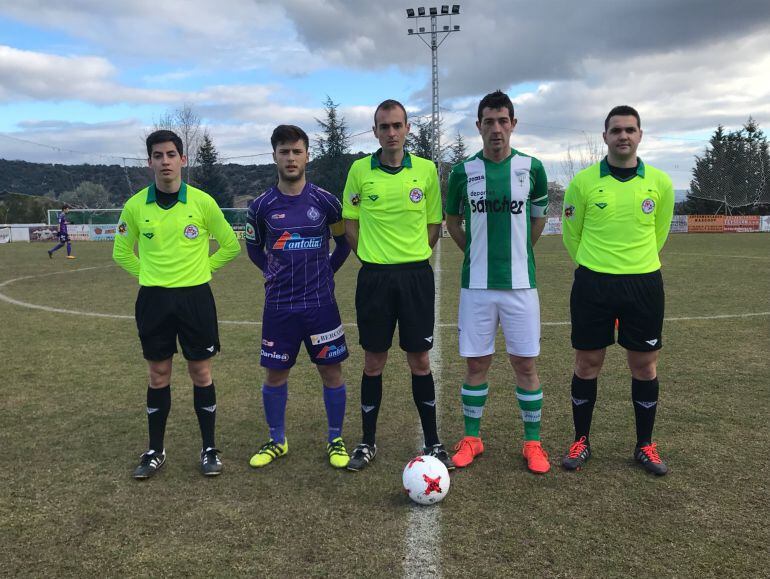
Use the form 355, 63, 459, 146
457, 288, 541, 358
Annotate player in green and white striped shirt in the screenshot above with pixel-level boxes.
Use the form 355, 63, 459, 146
445, 90, 551, 474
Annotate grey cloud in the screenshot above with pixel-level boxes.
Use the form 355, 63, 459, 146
282, 0, 770, 101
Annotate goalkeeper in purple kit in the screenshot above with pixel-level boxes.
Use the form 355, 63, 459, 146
245, 125, 352, 469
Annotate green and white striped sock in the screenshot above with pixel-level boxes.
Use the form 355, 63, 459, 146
461, 383, 488, 437
516, 386, 543, 441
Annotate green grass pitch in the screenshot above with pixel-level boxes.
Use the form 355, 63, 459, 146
1, 233, 768, 576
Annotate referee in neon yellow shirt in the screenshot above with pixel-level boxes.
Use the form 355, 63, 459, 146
561, 106, 674, 476
342, 99, 453, 471
113, 130, 240, 480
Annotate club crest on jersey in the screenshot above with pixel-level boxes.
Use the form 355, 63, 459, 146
642, 198, 655, 214
272, 231, 322, 250
184, 224, 199, 239
245, 223, 256, 241
564, 204, 576, 220
117, 222, 128, 236
514, 169, 529, 187
409, 188, 423, 203
307, 207, 320, 221
350, 193, 361, 206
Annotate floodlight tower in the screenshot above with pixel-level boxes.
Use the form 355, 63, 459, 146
406, 5, 461, 170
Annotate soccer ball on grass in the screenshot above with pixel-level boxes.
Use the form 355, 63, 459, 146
402, 455, 450, 505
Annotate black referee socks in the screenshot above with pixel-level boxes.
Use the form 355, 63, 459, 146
146, 385, 171, 453
632, 377, 659, 446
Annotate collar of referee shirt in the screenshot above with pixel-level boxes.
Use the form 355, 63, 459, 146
371, 148, 413, 169
600, 157, 646, 178
146, 182, 188, 204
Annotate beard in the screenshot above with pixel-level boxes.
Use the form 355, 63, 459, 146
278, 168, 305, 183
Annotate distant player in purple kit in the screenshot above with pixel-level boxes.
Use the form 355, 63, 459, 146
245, 125, 352, 469
48, 205, 75, 259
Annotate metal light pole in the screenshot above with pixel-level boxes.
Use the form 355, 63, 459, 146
406, 5, 461, 172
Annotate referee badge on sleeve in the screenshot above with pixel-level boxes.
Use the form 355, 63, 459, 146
245, 223, 256, 241
351, 193, 361, 206
564, 204, 576, 220
117, 221, 128, 236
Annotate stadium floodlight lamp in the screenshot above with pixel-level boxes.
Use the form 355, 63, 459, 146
452, 4, 460, 14
441, 5, 449, 14
443, 25, 449, 30
453, 24, 460, 30
430, 7, 438, 15
408, 28, 414, 34
406, 8, 415, 17
419, 26, 425, 32
418, 6, 426, 16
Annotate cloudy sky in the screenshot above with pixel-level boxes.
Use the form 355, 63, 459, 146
1, 0, 770, 188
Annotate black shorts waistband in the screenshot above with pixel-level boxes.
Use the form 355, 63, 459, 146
139, 282, 211, 293
577, 265, 661, 279
361, 259, 430, 271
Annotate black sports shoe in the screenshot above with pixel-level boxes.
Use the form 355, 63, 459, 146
424, 443, 455, 471
200, 447, 223, 476
562, 436, 591, 471
133, 449, 166, 480
634, 442, 668, 476
47, 251, 52, 259
346, 443, 376, 471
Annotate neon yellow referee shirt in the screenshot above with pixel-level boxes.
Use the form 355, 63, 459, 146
562, 158, 674, 274
342, 150, 443, 264
113, 182, 240, 287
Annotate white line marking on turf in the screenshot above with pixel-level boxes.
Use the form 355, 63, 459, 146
403, 242, 443, 579
671, 252, 770, 260
1, 267, 768, 328
0, 266, 136, 319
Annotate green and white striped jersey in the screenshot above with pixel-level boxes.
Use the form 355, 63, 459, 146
446, 148, 548, 289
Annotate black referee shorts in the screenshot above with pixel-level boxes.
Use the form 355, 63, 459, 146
135, 283, 220, 362
570, 266, 664, 352
355, 260, 435, 353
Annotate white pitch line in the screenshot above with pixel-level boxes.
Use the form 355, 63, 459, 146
403, 242, 443, 579
671, 252, 770, 261
1, 268, 768, 328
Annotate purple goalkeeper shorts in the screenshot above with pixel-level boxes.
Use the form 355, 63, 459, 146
260, 303, 348, 369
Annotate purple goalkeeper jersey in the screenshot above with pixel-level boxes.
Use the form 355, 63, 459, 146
246, 183, 343, 310
58, 212, 68, 234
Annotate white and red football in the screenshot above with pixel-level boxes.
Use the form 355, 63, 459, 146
402, 455, 450, 505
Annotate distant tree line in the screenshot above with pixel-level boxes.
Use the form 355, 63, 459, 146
3, 104, 769, 221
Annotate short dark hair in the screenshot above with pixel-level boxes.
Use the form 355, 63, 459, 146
146, 130, 183, 157
61, 204, 70, 211
374, 99, 408, 125
604, 105, 641, 130
270, 125, 309, 151
478, 90, 514, 121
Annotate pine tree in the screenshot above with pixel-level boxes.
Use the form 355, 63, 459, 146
688, 119, 770, 215
406, 117, 434, 159
449, 132, 467, 165
193, 132, 232, 207
312, 96, 352, 198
